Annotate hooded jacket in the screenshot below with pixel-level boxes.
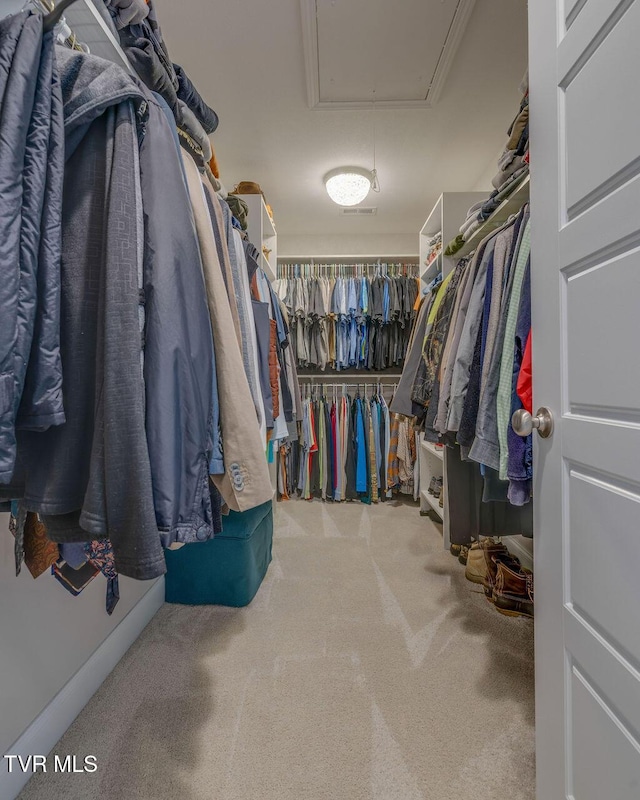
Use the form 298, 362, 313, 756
2, 47, 166, 580
0, 11, 65, 483
106, 0, 219, 134
8, 46, 220, 573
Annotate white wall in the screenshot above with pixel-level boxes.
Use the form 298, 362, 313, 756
473, 146, 504, 193
0, 513, 161, 764
278, 232, 418, 258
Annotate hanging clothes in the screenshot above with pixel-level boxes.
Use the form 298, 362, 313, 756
275, 269, 419, 372
0, 17, 306, 588
393, 200, 534, 543
278, 385, 417, 506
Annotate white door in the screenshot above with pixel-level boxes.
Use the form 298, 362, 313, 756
529, 1, 640, 798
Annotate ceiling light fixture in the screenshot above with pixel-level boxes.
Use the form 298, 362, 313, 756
324, 167, 373, 206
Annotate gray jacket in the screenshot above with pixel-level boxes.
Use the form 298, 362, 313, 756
469, 207, 531, 470
389, 294, 431, 418
140, 91, 218, 547
3, 48, 166, 580
0, 11, 65, 482
446, 234, 496, 433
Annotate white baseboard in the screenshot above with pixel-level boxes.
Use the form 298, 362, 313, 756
1, 577, 164, 800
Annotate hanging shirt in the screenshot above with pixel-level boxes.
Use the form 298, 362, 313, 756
355, 398, 367, 493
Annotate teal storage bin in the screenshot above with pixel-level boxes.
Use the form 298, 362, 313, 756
164, 501, 273, 607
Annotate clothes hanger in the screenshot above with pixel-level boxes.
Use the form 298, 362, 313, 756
43, 0, 80, 32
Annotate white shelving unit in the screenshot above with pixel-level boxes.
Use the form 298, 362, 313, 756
420, 489, 444, 517
419, 192, 488, 283
418, 193, 485, 546
421, 439, 444, 461
416, 183, 532, 557
419, 441, 446, 522
239, 194, 277, 281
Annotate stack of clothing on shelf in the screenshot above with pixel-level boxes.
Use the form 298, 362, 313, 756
278, 387, 417, 504
0, 7, 299, 607
273, 270, 420, 371
424, 232, 442, 271
393, 202, 533, 543
445, 73, 529, 257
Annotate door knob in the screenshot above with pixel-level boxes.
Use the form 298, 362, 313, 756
511, 407, 554, 439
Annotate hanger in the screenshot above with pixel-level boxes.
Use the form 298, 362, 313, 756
43, 0, 80, 32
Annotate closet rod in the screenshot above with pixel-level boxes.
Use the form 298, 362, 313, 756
298, 374, 402, 379
302, 383, 398, 387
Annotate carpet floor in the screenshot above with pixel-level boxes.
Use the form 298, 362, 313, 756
19, 498, 535, 800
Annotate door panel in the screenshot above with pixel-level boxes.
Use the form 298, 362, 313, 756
529, 0, 640, 796
562, 2, 640, 216
568, 470, 640, 666
566, 252, 640, 412
570, 666, 640, 800
564, 0, 586, 29
559, 177, 640, 269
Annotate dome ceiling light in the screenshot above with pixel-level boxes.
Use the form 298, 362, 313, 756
324, 167, 374, 206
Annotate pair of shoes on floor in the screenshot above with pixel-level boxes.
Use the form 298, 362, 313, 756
451, 542, 470, 563
428, 476, 443, 498
492, 560, 534, 619
465, 539, 508, 585
465, 539, 534, 619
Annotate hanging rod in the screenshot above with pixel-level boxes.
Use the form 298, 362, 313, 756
302, 381, 398, 389
298, 374, 402, 379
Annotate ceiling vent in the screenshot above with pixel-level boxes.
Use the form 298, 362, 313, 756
340, 207, 377, 216
301, 0, 477, 109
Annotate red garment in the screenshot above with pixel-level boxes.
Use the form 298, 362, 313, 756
517, 331, 533, 413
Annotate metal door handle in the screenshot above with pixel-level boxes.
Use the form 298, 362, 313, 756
511, 407, 554, 439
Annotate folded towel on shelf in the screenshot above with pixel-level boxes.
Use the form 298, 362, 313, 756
459, 213, 481, 238
461, 217, 482, 241
464, 200, 485, 221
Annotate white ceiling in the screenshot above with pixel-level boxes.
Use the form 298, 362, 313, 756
312, 0, 462, 105
153, 0, 528, 252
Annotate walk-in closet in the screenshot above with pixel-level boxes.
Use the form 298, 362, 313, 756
1, 0, 638, 798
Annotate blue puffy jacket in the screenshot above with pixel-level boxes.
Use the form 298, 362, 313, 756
0, 11, 65, 483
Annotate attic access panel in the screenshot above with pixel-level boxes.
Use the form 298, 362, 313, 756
301, 0, 476, 109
